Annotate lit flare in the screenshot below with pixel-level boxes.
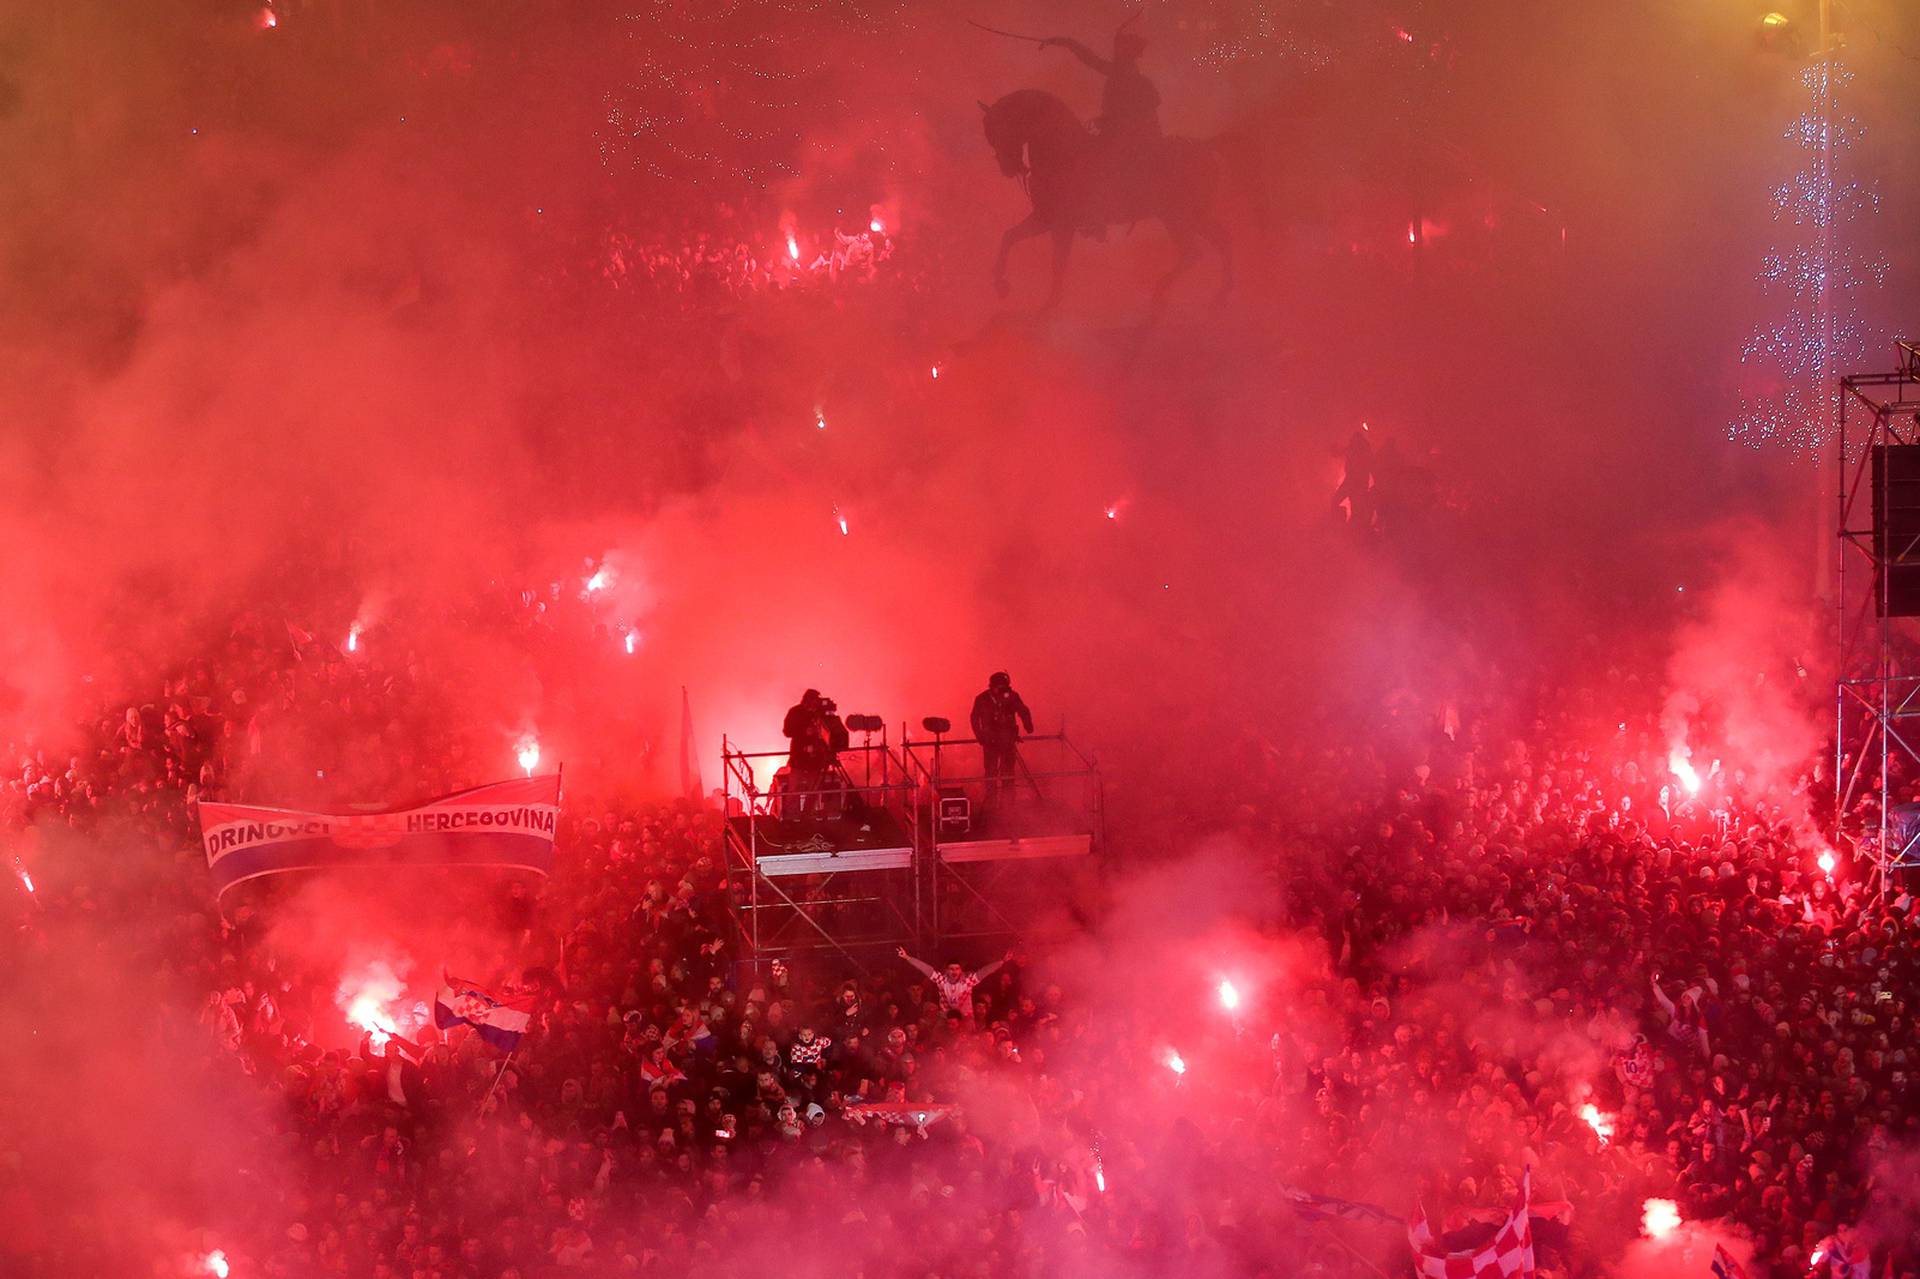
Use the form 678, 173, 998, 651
1668, 750, 1701, 796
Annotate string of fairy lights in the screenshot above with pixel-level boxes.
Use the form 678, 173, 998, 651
1728, 59, 1888, 458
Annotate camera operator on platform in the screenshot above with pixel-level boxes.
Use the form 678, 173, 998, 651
781, 689, 848, 814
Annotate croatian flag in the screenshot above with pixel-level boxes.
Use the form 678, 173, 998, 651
1709, 1244, 1751, 1279
1409, 1168, 1535, 1279
433, 976, 533, 1051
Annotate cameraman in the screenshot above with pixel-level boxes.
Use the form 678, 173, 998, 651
781, 690, 849, 815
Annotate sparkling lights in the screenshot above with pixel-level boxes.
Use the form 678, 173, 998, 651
1729, 61, 1887, 455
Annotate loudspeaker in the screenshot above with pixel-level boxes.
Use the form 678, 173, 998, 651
1873, 446, 1920, 616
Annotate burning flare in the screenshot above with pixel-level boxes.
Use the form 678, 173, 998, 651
1165, 1049, 1187, 1076
336, 961, 408, 1049
1580, 1103, 1613, 1146
1217, 979, 1240, 1011
1668, 750, 1701, 796
346, 622, 360, 653
624, 629, 639, 655
1817, 849, 1837, 877
517, 738, 541, 776
205, 1250, 230, 1278
1641, 1198, 1681, 1239
585, 567, 610, 593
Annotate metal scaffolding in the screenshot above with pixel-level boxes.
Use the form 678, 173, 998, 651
719, 728, 1103, 969
1834, 338, 1920, 892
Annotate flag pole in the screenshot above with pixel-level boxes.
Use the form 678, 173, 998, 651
480, 1047, 516, 1115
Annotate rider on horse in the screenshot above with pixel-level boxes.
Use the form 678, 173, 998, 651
1040, 21, 1161, 233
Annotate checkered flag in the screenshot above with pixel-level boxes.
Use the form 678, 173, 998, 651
1408, 1169, 1535, 1279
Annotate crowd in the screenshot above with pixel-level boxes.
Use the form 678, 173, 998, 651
596, 218, 900, 303
5, 599, 1920, 1279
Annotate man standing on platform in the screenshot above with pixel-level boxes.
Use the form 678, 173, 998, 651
971, 672, 1034, 808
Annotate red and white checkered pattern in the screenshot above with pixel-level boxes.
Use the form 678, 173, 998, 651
1407, 1171, 1535, 1279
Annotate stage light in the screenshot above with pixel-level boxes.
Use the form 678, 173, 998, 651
846, 714, 885, 734
921, 717, 951, 735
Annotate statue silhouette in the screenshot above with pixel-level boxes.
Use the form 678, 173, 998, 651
981, 24, 1231, 319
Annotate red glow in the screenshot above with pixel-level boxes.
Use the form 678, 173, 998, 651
258, 7, 277, 31
1395, 26, 1413, 42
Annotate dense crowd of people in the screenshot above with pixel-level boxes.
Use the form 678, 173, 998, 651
596, 218, 900, 303
5, 601, 1919, 1279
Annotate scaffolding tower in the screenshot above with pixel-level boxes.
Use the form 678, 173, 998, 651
1834, 338, 1920, 892
719, 726, 1103, 971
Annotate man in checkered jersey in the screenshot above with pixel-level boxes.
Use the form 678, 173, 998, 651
896, 947, 1014, 1022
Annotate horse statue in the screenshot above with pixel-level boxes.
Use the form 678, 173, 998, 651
980, 88, 1232, 318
